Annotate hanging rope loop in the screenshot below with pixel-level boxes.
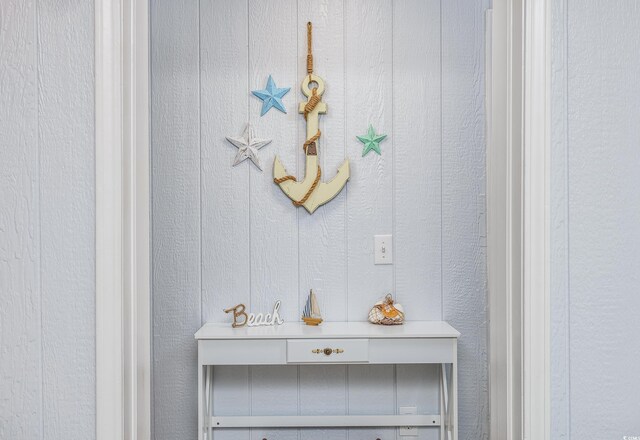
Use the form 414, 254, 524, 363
306, 21, 314, 75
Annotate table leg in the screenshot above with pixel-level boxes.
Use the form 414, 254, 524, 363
209, 366, 214, 440
206, 366, 212, 440
452, 341, 458, 440
198, 364, 203, 440
441, 363, 452, 440
440, 364, 446, 440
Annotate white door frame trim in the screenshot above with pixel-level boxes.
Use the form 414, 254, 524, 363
488, 0, 523, 438
522, 0, 551, 438
488, 0, 551, 439
95, 1, 551, 439
95, 0, 150, 439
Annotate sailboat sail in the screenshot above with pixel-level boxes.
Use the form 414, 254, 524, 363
302, 290, 322, 324
303, 295, 312, 317
310, 292, 321, 318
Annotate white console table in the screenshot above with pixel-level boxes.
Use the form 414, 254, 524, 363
195, 321, 459, 440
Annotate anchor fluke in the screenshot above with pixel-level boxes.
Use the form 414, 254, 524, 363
301, 159, 350, 214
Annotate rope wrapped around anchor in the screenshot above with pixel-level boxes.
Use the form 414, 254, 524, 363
304, 89, 321, 120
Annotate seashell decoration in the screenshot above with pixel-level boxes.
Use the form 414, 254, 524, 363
368, 294, 405, 325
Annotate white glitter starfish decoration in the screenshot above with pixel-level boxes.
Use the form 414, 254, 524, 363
225, 123, 272, 171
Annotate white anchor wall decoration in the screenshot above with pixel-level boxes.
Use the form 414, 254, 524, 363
273, 22, 350, 214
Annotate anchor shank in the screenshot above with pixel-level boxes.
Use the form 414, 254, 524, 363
299, 101, 326, 144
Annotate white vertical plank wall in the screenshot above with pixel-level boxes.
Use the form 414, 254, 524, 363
344, 0, 394, 322
441, 0, 490, 438
200, 1, 251, 439
393, 0, 442, 322
200, 0, 251, 332
343, 1, 395, 439
393, 3, 442, 437
550, 1, 640, 438
550, 0, 570, 438
297, 0, 349, 336
248, 1, 299, 440
299, 365, 347, 440
297, 4, 348, 439
0, 0, 96, 438
151, 1, 490, 439
38, 0, 96, 437
347, 365, 395, 440
0, 2, 41, 438
151, 0, 201, 438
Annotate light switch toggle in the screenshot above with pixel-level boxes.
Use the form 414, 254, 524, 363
375, 235, 393, 265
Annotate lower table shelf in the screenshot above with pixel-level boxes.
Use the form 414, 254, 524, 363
206, 414, 442, 428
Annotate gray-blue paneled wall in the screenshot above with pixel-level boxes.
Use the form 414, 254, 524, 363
0, 0, 95, 438
551, 0, 640, 438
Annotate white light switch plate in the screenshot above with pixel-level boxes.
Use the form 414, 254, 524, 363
399, 406, 418, 436
375, 235, 393, 265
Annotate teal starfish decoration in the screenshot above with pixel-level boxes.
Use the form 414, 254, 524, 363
357, 124, 387, 156
252, 75, 291, 116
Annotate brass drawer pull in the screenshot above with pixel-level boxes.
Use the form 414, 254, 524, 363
312, 348, 344, 355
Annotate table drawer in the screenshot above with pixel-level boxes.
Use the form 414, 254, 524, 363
287, 339, 369, 363
198, 339, 286, 365
369, 338, 456, 364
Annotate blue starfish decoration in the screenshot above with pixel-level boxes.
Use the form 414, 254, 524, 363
252, 75, 291, 116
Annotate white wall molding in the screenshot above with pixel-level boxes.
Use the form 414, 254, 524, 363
95, 0, 124, 437
488, 0, 550, 439
95, 0, 150, 439
488, 1, 523, 438
522, 0, 551, 438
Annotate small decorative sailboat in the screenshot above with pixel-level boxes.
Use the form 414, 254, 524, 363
302, 290, 323, 326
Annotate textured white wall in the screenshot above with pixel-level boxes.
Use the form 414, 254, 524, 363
551, 1, 640, 439
0, 1, 95, 439
151, 0, 489, 439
